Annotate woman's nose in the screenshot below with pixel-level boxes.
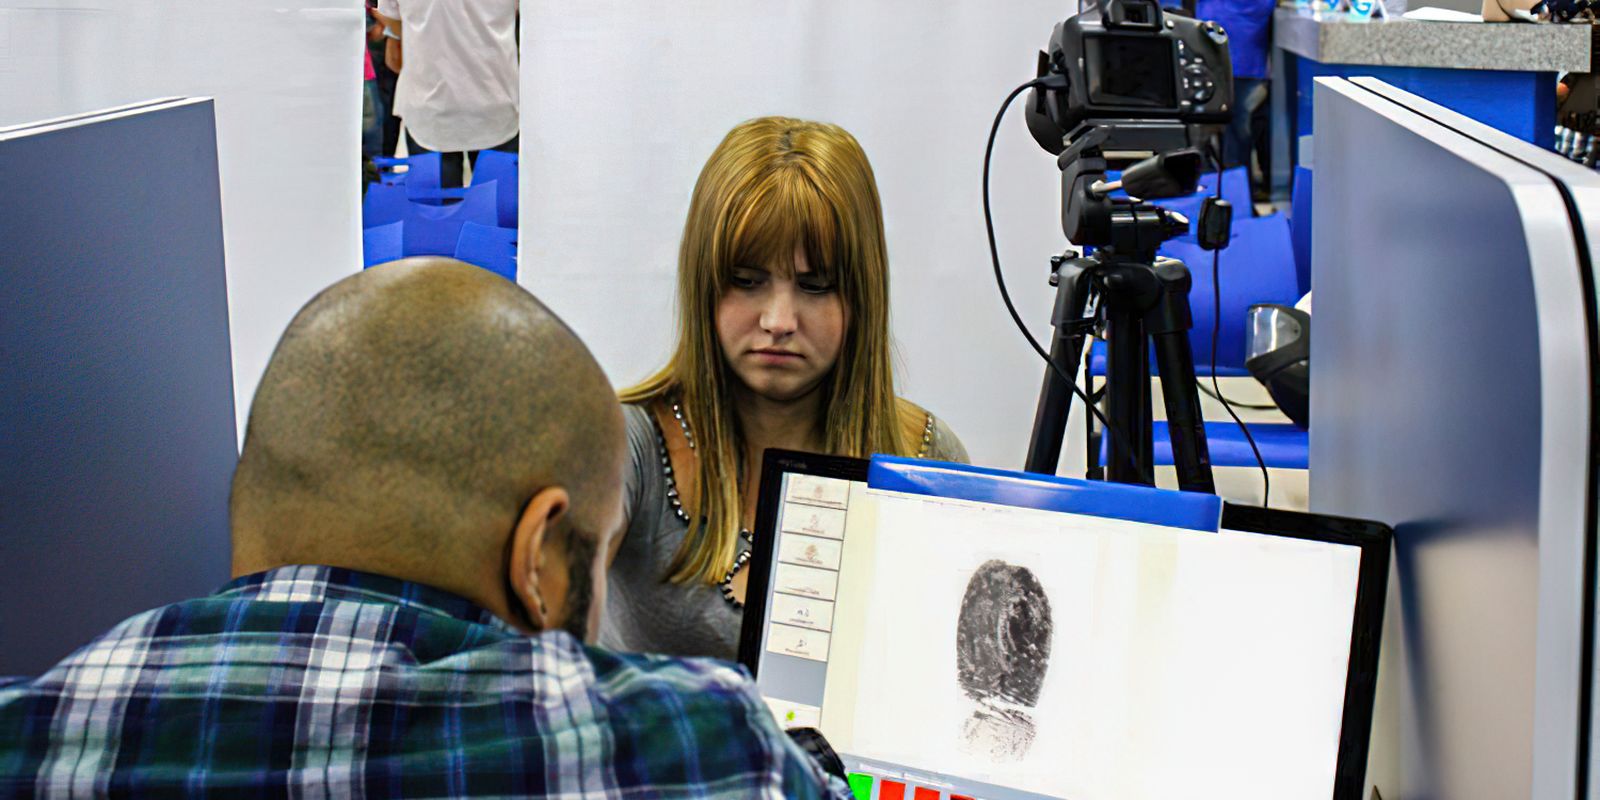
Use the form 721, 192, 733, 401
760, 286, 798, 336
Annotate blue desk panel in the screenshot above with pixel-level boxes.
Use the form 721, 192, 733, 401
1294, 56, 1556, 148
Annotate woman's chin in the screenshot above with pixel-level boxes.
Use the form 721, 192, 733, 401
736, 376, 824, 405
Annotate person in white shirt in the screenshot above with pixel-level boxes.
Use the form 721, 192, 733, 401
374, 0, 519, 188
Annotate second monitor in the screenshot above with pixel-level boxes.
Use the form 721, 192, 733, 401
739, 452, 1389, 800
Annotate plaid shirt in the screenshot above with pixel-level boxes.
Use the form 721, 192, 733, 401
0, 565, 852, 799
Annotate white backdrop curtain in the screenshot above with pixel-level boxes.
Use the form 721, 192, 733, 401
519, 0, 1083, 470
0, 1, 363, 439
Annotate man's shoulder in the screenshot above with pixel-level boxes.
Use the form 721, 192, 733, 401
580, 647, 850, 798
585, 646, 757, 710
3, 600, 184, 689
0, 579, 509, 702
0, 606, 847, 798
0, 598, 204, 730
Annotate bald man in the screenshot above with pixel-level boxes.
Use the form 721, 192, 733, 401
0, 259, 849, 799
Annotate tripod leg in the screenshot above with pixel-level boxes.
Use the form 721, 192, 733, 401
1149, 260, 1216, 494
1025, 260, 1093, 474
1085, 379, 1104, 480
1103, 307, 1153, 485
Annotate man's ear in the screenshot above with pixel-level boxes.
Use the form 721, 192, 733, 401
507, 486, 569, 633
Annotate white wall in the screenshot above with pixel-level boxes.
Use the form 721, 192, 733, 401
0, 1, 363, 438
520, 0, 1081, 470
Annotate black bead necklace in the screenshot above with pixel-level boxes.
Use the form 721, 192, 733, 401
660, 401, 935, 609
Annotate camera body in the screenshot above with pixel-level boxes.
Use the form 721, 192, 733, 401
1027, 0, 1233, 155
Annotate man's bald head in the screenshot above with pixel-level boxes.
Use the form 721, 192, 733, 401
230, 258, 624, 632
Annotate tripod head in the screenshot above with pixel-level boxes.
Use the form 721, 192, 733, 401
1023, 119, 1220, 491
1058, 122, 1201, 262
1013, 0, 1235, 489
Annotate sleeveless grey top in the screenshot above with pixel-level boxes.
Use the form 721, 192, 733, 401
599, 402, 969, 661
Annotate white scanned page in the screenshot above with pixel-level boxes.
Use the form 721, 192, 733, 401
832, 491, 1363, 800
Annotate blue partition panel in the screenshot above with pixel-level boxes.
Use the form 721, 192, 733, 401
0, 100, 238, 676
1294, 57, 1556, 148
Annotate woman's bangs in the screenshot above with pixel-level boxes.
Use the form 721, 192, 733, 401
726, 171, 845, 283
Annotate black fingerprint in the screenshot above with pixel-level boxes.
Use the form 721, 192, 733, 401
955, 560, 1054, 707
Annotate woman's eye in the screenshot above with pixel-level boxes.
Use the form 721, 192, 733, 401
798, 278, 837, 294
729, 272, 764, 289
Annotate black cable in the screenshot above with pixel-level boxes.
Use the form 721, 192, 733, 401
984, 78, 1156, 487
1196, 381, 1277, 409
1205, 137, 1271, 507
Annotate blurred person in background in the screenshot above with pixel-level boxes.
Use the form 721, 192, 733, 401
1197, 0, 1275, 200
366, 6, 400, 159
362, 37, 381, 159
374, 0, 519, 187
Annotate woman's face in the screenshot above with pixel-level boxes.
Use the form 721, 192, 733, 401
716, 245, 847, 405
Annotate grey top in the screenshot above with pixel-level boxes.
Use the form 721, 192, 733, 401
599, 401, 968, 661
1273, 7, 1591, 72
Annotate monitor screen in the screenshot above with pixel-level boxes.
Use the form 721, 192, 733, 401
747, 465, 1375, 800
1084, 34, 1177, 109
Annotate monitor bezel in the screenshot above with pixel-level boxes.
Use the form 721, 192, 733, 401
737, 449, 870, 671
737, 449, 1391, 800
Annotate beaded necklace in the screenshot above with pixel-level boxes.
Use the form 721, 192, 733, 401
659, 400, 934, 608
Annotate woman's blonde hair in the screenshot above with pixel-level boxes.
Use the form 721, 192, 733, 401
622, 116, 923, 585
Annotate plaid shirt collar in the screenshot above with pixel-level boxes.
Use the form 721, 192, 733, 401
217, 564, 522, 635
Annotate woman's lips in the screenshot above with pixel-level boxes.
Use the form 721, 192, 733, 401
749, 349, 804, 364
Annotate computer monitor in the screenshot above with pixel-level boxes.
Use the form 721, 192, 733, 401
739, 452, 1389, 800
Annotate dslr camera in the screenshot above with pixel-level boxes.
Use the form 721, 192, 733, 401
1026, 0, 1233, 157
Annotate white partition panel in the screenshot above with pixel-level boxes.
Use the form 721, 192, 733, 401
1347, 77, 1600, 800
519, 1, 1080, 469
1312, 78, 1596, 800
0, 1, 363, 437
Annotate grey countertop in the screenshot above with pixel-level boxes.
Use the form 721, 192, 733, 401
1274, 7, 1592, 71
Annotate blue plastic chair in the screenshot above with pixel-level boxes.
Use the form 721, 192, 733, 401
1101, 421, 1309, 470
372, 152, 470, 203
1290, 165, 1313, 297
1163, 213, 1300, 373
363, 183, 412, 228
400, 153, 442, 190
1167, 423, 1307, 469
1088, 212, 1300, 378
373, 155, 407, 185
402, 153, 470, 204
398, 181, 500, 257
373, 153, 437, 188
453, 222, 518, 281
470, 150, 519, 228
364, 180, 496, 237
1087, 213, 1307, 471
1198, 166, 1253, 210
363, 221, 404, 268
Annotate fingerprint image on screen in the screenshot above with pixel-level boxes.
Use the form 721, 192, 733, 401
1085, 34, 1177, 109
955, 560, 1054, 761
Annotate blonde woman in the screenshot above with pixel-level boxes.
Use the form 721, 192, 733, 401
600, 117, 968, 660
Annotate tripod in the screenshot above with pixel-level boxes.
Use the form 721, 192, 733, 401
1023, 126, 1216, 493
